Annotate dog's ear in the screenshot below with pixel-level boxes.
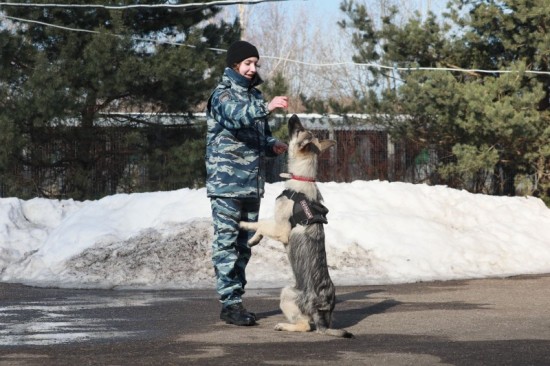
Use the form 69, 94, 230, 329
318, 140, 336, 152
312, 139, 336, 154
288, 114, 305, 137
298, 133, 313, 149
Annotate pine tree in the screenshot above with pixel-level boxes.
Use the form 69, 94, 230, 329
0, 28, 38, 196
1, 1, 240, 199
340, 0, 549, 202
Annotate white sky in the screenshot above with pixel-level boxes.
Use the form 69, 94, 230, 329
2, 180, 550, 290
221, 0, 452, 99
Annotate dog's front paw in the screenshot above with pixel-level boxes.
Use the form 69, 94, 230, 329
248, 234, 263, 247
274, 323, 284, 331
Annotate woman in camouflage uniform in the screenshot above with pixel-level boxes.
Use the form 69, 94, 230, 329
205, 40, 288, 326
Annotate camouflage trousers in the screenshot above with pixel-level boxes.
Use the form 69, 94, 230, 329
210, 197, 260, 307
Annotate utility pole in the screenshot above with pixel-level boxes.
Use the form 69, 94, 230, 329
238, 4, 249, 39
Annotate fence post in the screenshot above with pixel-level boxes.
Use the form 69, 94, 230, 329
328, 119, 336, 181
387, 134, 395, 181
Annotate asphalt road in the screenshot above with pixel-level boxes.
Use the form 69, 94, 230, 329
1, 275, 549, 365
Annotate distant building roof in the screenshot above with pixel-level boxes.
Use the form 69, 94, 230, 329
94, 112, 402, 131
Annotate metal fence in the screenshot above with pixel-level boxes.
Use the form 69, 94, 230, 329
267, 128, 434, 185
1, 115, 438, 199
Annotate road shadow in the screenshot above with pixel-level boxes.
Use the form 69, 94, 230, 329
333, 299, 402, 329
253, 288, 401, 328
332, 287, 492, 329
336, 289, 385, 302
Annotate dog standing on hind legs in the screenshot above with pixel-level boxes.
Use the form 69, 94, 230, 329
240, 114, 353, 338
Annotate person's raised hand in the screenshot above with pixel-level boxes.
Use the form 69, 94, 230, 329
268, 96, 288, 112
272, 141, 288, 155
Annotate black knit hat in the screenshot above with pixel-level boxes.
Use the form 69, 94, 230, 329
226, 40, 260, 67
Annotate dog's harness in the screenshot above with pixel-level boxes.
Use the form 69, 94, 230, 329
278, 189, 329, 228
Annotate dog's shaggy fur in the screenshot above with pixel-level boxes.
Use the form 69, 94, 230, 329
240, 114, 353, 338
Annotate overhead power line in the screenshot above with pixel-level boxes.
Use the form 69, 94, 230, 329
2, 14, 227, 51
2, 13, 549, 77
261, 56, 550, 76
0, 0, 290, 10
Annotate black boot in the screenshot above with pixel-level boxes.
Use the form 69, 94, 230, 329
220, 303, 256, 326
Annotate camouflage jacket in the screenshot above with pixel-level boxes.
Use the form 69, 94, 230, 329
205, 68, 278, 199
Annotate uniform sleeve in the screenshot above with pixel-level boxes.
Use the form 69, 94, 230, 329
263, 121, 279, 157
210, 89, 270, 130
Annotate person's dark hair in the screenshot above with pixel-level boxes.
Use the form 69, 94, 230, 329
226, 40, 259, 68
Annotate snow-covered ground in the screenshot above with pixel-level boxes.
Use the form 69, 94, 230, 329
1, 180, 549, 290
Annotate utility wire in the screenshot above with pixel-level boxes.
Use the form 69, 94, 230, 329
2, 14, 227, 51
2, 13, 549, 77
261, 56, 550, 76
0, 0, 291, 10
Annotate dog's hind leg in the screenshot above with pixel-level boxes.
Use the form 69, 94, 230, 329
312, 310, 332, 333
313, 310, 354, 338
274, 320, 310, 333
274, 286, 312, 333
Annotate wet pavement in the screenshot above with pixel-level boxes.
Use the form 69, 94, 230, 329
1, 275, 550, 365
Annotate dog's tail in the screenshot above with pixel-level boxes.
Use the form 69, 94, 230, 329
319, 328, 354, 338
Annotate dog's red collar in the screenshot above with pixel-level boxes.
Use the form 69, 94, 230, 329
290, 174, 316, 182
279, 173, 316, 182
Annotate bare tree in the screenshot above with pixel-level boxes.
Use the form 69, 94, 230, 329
210, 1, 438, 110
